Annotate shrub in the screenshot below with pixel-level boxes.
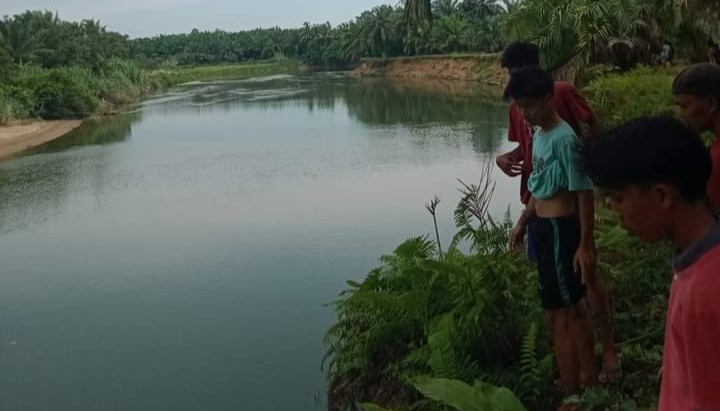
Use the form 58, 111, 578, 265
583, 67, 677, 127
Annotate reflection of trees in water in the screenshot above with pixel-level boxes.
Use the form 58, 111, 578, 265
25, 112, 140, 156
0, 113, 141, 235
143, 77, 508, 156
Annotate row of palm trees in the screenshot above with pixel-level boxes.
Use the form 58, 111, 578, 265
2, 0, 717, 73
0, 10, 129, 73
129, 1, 508, 67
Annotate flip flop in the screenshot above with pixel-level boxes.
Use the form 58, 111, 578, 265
599, 365, 623, 384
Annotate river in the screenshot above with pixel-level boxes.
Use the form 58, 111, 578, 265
0, 74, 519, 410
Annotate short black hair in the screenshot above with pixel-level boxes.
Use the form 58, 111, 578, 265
672, 63, 720, 101
581, 116, 711, 203
503, 66, 554, 101
501, 42, 540, 69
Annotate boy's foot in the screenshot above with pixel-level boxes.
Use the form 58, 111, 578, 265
598, 364, 623, 384
598, 347, 622, 384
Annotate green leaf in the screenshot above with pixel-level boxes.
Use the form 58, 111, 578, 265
413, 377, 494, 411
412, 377, 527, 411
358, 403, 395, 411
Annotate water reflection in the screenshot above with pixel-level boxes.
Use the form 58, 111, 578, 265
143, 75, 503, 120
25, 112, 140, 156
0, 113, 140, 235
140, 75, 507, 154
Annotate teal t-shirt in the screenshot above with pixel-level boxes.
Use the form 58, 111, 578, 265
528, 120, 593, 200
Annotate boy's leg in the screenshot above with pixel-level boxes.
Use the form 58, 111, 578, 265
545, 308, 581, 394
584, 274, 621, 381
572, 300, 598, 387
531, 217, 589, 393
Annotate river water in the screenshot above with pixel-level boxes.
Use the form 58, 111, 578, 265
0, 74, 518, 410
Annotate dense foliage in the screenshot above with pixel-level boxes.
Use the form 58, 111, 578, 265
503, 0, 716, 70
0, 11, 145, 122
584, 66, 677, 126
325, 164, 671, 410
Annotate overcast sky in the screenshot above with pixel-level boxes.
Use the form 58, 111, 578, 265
2, 0, 394, 38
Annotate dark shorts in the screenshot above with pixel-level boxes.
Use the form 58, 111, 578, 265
527, 216, 538, 263
528, 215, 586, 310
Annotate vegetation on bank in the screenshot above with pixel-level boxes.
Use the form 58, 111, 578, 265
0, 0, 715, 124
324, 61, 683, 409
325, 163, 670, 411
0, 11, 300, 124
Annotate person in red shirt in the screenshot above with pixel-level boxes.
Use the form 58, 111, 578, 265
582, 116, 720, 411
672, 63, 720, 211
495, 42, 621, 384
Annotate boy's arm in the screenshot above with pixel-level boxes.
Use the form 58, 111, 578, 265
559, 83, 601, 139
560, 134, 596, 280
510, 197, 535, 251
585, 113, 602, 140
496, 146, 523, 177
574, 190, 596, 282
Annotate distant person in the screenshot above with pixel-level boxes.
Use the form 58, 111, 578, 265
581, 116, 720, 411
496, 42, 621, 384
660, 41, 674, 66
672, 63, 720, 211
506, 66, 597, 394
708, 40, 720, 64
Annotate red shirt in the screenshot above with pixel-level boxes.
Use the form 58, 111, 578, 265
508, 81, 594, 204
660, 226, 720, 411
707, 138, 720, 209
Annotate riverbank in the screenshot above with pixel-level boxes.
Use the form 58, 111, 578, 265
349, 54, 507, 86
0, 120, 83, 159
0, 61, 302, 159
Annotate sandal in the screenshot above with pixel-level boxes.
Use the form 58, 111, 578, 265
599, 365, 623, 384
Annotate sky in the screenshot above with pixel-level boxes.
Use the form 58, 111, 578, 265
2, 0, 393, 38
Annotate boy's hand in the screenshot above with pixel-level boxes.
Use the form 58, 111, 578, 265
496, 153, 523, 177
574, 242, 596, 284
510, 223, 527, 252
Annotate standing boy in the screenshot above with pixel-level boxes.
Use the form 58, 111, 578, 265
507, 66, 597, 394
672, 63, 720, 210
581, 116, 720, 411
496, 42, 620, 383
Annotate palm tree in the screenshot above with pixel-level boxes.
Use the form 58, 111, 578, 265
403, 0, 434, 30
460, 0, 504, 18
0, 17, 40, 65
433, 14, 470, 52
433, 0, 460, 18
504, 0, 646, 69
363, 6, 399, 57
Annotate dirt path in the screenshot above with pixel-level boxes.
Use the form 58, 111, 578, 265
0, 120, 83, 160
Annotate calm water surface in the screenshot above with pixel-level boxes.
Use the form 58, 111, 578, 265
0, 74, 519, 410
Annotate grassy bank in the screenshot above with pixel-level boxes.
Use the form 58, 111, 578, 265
0, 60, 300, 125
148, 60, 300, 85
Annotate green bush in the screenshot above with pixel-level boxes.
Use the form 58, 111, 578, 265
37, 67, 99, 119
9, 65, 99, 119
0, 85, 32, 124
583, 67, 677, 127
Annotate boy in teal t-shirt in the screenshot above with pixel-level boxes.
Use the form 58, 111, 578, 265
506, 66, 597, 394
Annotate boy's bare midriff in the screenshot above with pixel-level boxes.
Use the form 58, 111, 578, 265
535, 190, 576, 218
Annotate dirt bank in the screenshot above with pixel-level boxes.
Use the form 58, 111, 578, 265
349, 54, 508, 86
0, 120, 82, 159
